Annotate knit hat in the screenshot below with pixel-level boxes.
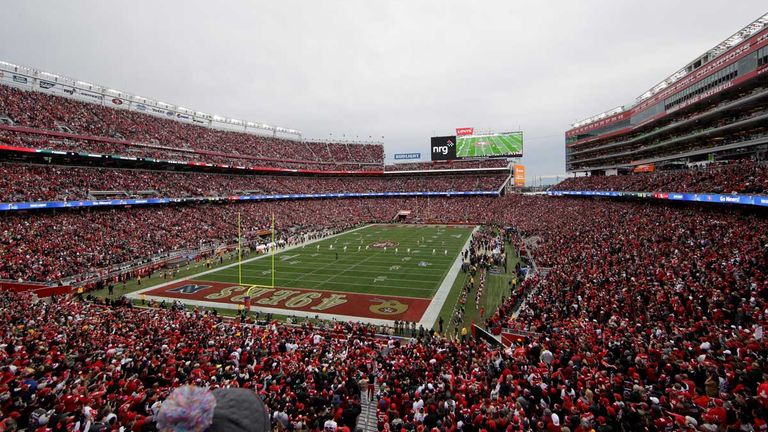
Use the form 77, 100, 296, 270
157, 386, 270, 432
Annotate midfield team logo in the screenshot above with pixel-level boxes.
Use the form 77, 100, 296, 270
369, 298, 409, 315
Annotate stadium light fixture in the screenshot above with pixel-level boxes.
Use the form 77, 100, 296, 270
636, 12, 768, 105
571, 106, 625, 128
1, 58, 304, 138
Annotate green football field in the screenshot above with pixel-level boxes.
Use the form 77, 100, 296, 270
456, 133, 523, 158
196, 224, 474, 298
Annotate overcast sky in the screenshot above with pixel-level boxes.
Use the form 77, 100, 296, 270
1, 1, 765, 181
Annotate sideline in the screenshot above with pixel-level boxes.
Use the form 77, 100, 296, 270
417, 225, 479, 328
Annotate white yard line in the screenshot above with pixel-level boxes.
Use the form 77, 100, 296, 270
126, 224, 373, 298
417, 225, 479, 328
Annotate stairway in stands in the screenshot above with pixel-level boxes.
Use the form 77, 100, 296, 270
356, 363, 380, 432
357, 384, 378, 432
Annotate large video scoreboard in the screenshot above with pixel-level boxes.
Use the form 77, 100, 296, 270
430, 128, 523, 161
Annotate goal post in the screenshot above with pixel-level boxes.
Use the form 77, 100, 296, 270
239, 212, 277, 300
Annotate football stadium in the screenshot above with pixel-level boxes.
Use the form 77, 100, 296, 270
1, 3, 767, 432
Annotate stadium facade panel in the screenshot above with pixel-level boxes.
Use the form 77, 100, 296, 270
565, 13, 768, 173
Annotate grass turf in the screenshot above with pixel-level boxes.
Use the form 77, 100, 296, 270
456, 133, 523, 158
196, 224, 473, 299
88, 223, 521, 333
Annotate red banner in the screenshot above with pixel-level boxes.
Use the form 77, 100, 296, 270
0, 281, 71, 297
455, 127, 474, 136
0, 280, 52, 292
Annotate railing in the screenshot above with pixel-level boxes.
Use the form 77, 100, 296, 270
0, 191, 502, 213
548, 190, 768, 208
501, 328, 543, 339
63, 243, 228, 288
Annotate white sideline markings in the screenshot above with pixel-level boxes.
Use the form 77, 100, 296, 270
417, 225, 478, 328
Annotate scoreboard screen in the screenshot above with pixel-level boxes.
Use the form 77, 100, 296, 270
456, 132, 523, 158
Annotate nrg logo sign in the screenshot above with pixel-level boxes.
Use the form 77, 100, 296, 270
430, 135, 457, 161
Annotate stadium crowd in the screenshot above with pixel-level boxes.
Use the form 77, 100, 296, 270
0, 198, 390, 282
0, 85, 383, 169
0, 132, 380, 171
568, 125, 768, 172
0, 194, 766, 431
567, 85, 768, 153
2, 37, 768, 432
1, 79, 767, 430
566, 93, 768, 172
0, 292, 382, 432
552, 160, 768, 194
0, 196, 509, 283
375, 198, 768, 432
0, 163, 508, 202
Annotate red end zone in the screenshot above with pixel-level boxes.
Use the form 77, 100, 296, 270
141, 280, 430, 322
